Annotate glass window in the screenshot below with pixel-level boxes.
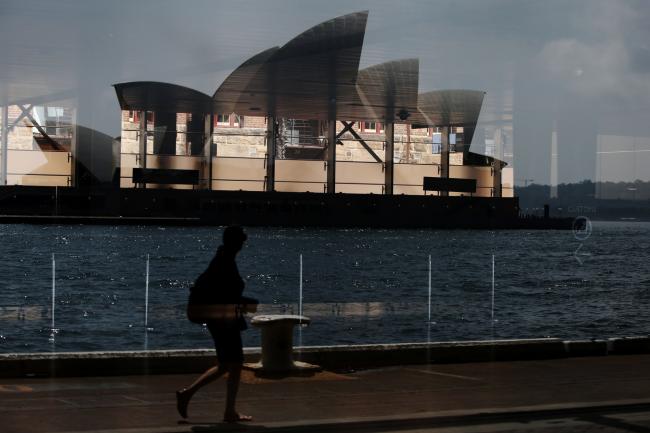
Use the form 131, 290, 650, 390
2, 4, 649, 430
216, 114, 230, 126
215, 113, 240, 127
361, 121, 384, 133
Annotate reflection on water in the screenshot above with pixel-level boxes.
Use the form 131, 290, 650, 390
0, 222, 649, 353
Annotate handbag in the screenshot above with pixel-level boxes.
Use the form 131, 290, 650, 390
186, 295, 259, 324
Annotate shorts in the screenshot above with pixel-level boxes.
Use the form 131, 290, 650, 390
207, 323, 244, 364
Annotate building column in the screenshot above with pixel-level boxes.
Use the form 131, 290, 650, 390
440, 126, 450, 196
492, 160, 502, 198
266, 116, 276, 192
210, 114, 217, 190
327, 119, 336, 193
1, 104, 8, 185
138, 110, 147, 188
384, 122, 394, 195
203, 113, 213, 190
491, 126, 504, 198
69, 105, 77, 187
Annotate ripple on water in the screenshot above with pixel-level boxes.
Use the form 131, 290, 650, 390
1, 222, 649, 352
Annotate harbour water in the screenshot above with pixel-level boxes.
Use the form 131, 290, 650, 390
0, 222, 649, 353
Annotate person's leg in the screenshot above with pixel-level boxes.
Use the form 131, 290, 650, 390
184, 364, 227, 397
176, 323, 228, 419
222, 332, 251, 422
222, 363, 243, 418
176, 365, 227, 418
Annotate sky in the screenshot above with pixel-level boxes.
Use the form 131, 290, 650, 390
1, 0, 649, 185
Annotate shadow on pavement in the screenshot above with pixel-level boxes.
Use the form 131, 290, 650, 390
178, 402, 650, 433
578, 414, 650, 433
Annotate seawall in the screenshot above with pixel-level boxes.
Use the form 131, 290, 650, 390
2, 337, 650, 378
0, 185, 574, 229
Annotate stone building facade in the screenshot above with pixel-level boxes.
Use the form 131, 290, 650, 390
119, 111, 464, 166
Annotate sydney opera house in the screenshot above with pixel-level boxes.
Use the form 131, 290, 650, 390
0, 11, 530, 228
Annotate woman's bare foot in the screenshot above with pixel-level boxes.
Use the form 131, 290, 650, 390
223, 411, 252, 423
176, 389, 190, 419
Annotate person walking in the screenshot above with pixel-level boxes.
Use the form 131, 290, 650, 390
176, 226, 253, 422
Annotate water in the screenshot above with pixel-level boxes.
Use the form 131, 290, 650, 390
0, 222, 649, 353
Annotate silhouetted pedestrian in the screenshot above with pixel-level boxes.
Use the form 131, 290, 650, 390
176, 225, 255, 422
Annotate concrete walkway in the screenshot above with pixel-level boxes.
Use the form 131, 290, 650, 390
3, 355, 650, 433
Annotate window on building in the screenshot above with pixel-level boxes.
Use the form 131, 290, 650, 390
427, 127, 440, 136
216, 114, 230, 126
361, 121, 383, 133
215, 113, 241, 128
127, 111, 154, 124
363, 121, 376, 132
432, 132, 442, 154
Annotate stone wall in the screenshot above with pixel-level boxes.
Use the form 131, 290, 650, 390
119, 113, 464, 165
215, 127, 266, 157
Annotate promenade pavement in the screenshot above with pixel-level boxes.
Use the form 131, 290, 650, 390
3, 354, 650, 433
